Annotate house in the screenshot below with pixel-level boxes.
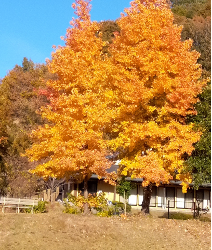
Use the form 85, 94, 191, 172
60, 164, 211, 211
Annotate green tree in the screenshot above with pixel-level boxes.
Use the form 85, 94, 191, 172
171, 0, 211, 19
22, 57, 34, 72
186, 84, 211, 188
116, 177, 136, 199
172, 0, 211, 185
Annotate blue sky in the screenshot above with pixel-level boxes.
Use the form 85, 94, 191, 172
0, 0, 131, 79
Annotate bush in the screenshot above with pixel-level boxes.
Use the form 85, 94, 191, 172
199, 216, 211, 222
170, 212, 193, 220
25, 201, 47, 213
112, 201, 131, 213
64, 192, 109, 214
170, 212, 211, 222
63, 203, 80, 214
33, 201, 48, 213
63, 193, 132, 217
97, 207, 114, 217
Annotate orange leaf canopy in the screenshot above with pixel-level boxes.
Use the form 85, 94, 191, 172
105, 0, 206, 191
25, 0, 115, 183
25, 0, 206, 192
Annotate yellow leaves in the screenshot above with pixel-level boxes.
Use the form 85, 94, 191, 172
176, 172, 193, 193
104, 172, 117, 186
147, 106, 157, 113
181, 184, 189, 194
24, 0, 205, 195
121, 151, 172, 186
104, 90, 114, 99
183, 39, 193, 51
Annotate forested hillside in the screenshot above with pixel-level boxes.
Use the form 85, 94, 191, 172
0, 59, 55, 196
171, 0, 211, 188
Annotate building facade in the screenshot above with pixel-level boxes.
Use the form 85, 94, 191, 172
63, 177, 211, 210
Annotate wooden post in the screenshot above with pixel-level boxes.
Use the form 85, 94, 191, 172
124, 191, 127, 215
168, 200, 170, 219
56, 187, 59, 199
193, 201, 196, 218
114, 184, 116, 201
67, 182, 71, 191
18, 198, 20, 214
43, 190, 47, 201
51, 192, 56, 203
47, 189, 51, 201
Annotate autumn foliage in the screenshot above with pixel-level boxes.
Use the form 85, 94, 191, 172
106, 0, 206, 192
25, 0, 116, 193
25, 0, 206, 198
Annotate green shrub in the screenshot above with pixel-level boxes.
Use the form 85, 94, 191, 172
33, 201, 48, 213
96, 206, 115, 217
112, 201, 131, 213
170, 212, 193, 220
116, 178, 136, 199
63, 204, 79, 214
170, 212, 211, 222
199, 216, 211, 222
25, 201, 47, 213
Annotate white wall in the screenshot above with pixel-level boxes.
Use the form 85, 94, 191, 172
138, 186, 143, 205
128, 187, 137, 205
203, 190, 210, 208
176, 188, 184, 208
157, 187, 164, 207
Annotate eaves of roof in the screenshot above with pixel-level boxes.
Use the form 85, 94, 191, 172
90, 165, 211, 188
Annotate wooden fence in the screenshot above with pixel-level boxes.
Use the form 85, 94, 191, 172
41, 187, 60, 202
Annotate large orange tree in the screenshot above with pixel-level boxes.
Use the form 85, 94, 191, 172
25, 0, 116, 213
105, 0, 207, 212
25, 0, 206, 213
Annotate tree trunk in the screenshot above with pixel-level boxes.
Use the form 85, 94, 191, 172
83, 176, 89, 214
141, 184, 152, 214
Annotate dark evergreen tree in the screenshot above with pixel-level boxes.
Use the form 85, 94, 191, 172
186, 84, 211, 188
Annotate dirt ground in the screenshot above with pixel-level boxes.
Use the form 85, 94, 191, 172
0, 204, 210, 250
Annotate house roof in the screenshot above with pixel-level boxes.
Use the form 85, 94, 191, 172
91, 164, 211, 188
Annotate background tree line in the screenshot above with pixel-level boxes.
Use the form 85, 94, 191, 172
0, 0, 210, 198
171, 0, 211, 188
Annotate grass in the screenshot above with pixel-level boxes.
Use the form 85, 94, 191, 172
169, 212, 195, 220
0, 203, 210, 250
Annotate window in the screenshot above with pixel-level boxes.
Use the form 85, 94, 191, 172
150, 186, 157, 207
166, 187, 175, 208
185, 189, 193, 209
